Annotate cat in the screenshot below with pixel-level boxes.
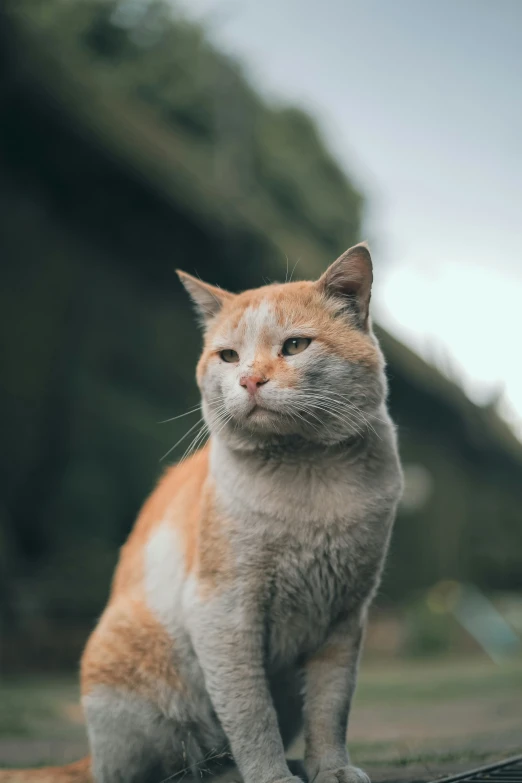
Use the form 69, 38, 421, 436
0, 243, 402, 783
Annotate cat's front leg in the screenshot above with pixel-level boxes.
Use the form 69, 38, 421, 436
303, 614, 370, 783
191, 597, 302, 783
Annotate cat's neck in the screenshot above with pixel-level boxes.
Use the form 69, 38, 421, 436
208, 401, 392, 466
207, 410, 397, 527
213, 430, 368, 466
208, 410, 395, 478
208, 426, 378, 527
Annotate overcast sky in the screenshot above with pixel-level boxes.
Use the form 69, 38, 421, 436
174, 0, 522, 436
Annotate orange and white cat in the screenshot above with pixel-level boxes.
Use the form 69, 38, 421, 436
1, 244, 402, 783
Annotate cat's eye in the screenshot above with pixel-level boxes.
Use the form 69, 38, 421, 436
282, 337, 311, 356
220, 349, 239, 363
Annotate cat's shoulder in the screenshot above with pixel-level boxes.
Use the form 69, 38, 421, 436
146, 444, 211, 516
111, 446, 212, 594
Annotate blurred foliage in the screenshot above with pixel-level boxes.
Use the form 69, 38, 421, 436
10, 0, 362, 260
0, 0, 521, 670
403, 597, 454, 658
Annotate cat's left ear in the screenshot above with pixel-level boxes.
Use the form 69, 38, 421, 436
317, 242, 373, 330
177, 271, 233, 326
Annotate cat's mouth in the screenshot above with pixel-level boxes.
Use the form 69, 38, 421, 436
244, 400, 289, 424
246, 403, 274, 417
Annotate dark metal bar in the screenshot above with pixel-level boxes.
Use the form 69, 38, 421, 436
431, 756, 522, 783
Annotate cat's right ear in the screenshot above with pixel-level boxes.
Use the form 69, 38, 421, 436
177, 271, 233, 327
316, 242, 373, 330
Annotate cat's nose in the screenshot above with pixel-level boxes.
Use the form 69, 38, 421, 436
240, 375, 268, 396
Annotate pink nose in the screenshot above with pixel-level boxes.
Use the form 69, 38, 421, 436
240, 375, 268, 396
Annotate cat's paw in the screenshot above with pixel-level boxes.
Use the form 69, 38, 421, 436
314, 766, 370, 783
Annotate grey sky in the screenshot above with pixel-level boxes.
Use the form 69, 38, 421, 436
175, 0, 522, 432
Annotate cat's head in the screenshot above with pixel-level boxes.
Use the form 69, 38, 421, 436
178, 243, 387, 448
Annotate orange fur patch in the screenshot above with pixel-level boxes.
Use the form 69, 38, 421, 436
196, 484, 234, 594
81, 597, 183, 701
111, 448, 210, 598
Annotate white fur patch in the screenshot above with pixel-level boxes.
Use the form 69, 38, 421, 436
144, 522, 202, 637
238, 300, 277, 361
144, 522, 185, 635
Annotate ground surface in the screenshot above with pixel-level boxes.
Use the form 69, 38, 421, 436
0, 656, 521, 782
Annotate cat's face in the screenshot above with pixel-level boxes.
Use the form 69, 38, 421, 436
179, 244, 386, 447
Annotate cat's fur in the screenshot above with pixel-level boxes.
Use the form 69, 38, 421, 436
0, 244, 402, 783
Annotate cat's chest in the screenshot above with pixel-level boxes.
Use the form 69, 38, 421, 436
258, 533, 363, 667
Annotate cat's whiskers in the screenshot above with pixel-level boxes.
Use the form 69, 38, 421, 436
303, 395, 364, 425
212, 411, 234, 437
162, 385, 380, 458
299, 386, 387, 424
311, 401, 370, 437
296, 395, 368, 437
160, 417, 206, 462
299, 387, 387, 425
294, 403, 335, 433
178, 422, 210, 465
288, 256, 300, 282
163, 402, 233, 465
322, 396, 382, 439
157, 744, 231, 783
296, 390, 362, 424
177, 405, 234, 464
306, 405, 365, 437
287, 407, 320, 435
296, 387, 384, 438
158, 404, 202, 424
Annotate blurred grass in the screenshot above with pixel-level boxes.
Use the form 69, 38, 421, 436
355, 656, 522, 704
0, 677, 83, 741
349, 657, 522, 779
